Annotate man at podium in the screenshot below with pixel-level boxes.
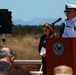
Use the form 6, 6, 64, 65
62, 3, 76, 37
53, 3, 76, 75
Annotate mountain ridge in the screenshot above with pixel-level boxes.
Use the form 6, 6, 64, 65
13, 18, 63, 25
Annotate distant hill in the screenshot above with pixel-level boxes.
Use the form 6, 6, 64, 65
13, 18, 63, 25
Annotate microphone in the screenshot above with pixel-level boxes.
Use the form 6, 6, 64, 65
51, 18, 62, 38
52, 18, 62, 25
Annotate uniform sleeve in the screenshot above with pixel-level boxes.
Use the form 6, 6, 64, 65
59, 22, 65, 37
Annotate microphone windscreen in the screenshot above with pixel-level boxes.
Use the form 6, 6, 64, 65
58, 18, 62, 21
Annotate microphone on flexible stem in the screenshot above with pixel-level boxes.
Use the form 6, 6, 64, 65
51, 18, 62, 38
52, 18, 62, 25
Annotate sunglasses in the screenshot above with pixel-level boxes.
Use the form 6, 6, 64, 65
43, 29, 48, 32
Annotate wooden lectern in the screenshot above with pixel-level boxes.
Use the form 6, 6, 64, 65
46, 38, 76, 75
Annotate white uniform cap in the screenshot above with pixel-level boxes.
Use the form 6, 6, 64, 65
66, 3, 76, 9
64, 3, 76, 12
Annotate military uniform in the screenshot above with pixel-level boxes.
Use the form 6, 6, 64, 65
62, 16, 76, 37
62, 3, 76, 37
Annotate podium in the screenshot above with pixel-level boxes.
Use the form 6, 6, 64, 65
46, 38, 76, 75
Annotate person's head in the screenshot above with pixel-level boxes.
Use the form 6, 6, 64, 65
0, 70, 9, 75
54, 65, 73, 74
42, 23, 53, 36
0, 47, 15, 66
9, 66, 32, 75
64, 3, 76, 20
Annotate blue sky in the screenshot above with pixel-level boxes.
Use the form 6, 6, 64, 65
0, 0, 76, 21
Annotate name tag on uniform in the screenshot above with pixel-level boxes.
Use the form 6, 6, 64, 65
66, 26, 70, 27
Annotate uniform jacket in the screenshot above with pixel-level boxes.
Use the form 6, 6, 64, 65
62, 16, 76, 37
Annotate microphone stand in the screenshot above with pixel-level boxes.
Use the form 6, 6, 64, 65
52, 23, 55, 38
51, 18, 62, 38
